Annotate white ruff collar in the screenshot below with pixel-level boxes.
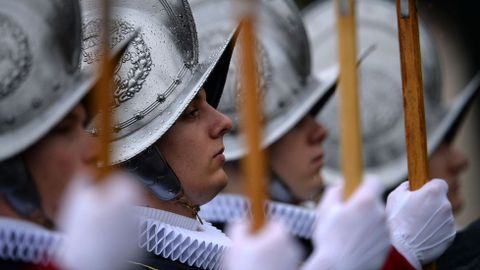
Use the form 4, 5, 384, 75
0, 217, 62, 265
199, 194, 317, 239
135, 207, 231, 270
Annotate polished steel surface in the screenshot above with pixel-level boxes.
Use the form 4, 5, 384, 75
80, 0, 235, 164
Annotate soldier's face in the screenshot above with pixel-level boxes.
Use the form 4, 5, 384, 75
156, 89, 232, 205
24, 104, 98, 221
269, 115, 328, 201
429, 142, 469, 214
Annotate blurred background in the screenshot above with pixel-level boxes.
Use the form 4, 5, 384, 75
295, 0, 480, 227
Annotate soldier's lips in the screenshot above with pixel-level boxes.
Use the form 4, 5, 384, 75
311, 153, 324, 167
449, 181, 460, 193
213, 147, 225, 163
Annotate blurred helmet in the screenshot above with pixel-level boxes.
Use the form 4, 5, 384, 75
0, 0, 99, 225
191, 0, 338, 161
0, 0, 93, 161
304, 0, 480, 188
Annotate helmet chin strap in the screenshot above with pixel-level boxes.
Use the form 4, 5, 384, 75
0, 156, 54, 229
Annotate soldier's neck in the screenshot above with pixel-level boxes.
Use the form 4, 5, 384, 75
143, 190, 197, 219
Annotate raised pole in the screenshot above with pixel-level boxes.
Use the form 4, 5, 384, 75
336, 0, 363, 199
95, 0, 114, 180
237, 0, 267, 232
396, 0, 429, 190
395, 0, 434, 268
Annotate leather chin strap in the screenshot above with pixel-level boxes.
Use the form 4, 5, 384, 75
0, 156, 54, 229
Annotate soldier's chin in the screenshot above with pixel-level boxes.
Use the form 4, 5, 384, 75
294, 175, 324, 201
201, 171, 228, 205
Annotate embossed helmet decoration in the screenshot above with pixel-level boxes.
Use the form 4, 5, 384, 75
191, 0, 338, 161
80, 0, 237, 201
304, 0, 480, 189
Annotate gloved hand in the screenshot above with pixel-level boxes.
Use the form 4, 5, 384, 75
55, 173, 143, 270
302, 177, 390, 270
386, 179, 456, 270
224, 220, 302, 270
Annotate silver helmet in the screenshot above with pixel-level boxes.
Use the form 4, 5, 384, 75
80, 0, 237, 200
191, 0, 338, 161
0, 0, 98, 226
81, 0, 236, 165
0, 0, 94, 161
304, 0, 480, 188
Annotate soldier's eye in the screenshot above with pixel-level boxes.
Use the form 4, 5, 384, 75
51, 120, 75, 135
183, 107, 199, 119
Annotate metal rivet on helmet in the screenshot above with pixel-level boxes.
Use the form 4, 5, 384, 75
4, 116, 15, 126
31, 99, 42, 109
157, 94, 166, 103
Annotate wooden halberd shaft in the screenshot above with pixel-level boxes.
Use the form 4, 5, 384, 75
396, 0, 429, 191
396, 0, 434, 268
336, 0, 363, 199
96, 0, 115, 180
237, 0, 267, 232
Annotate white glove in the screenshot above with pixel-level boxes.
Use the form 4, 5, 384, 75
302, 177, 390, 270
386, 179, 456, 270
55, 173, 143, 270
224, 220, 302, 270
